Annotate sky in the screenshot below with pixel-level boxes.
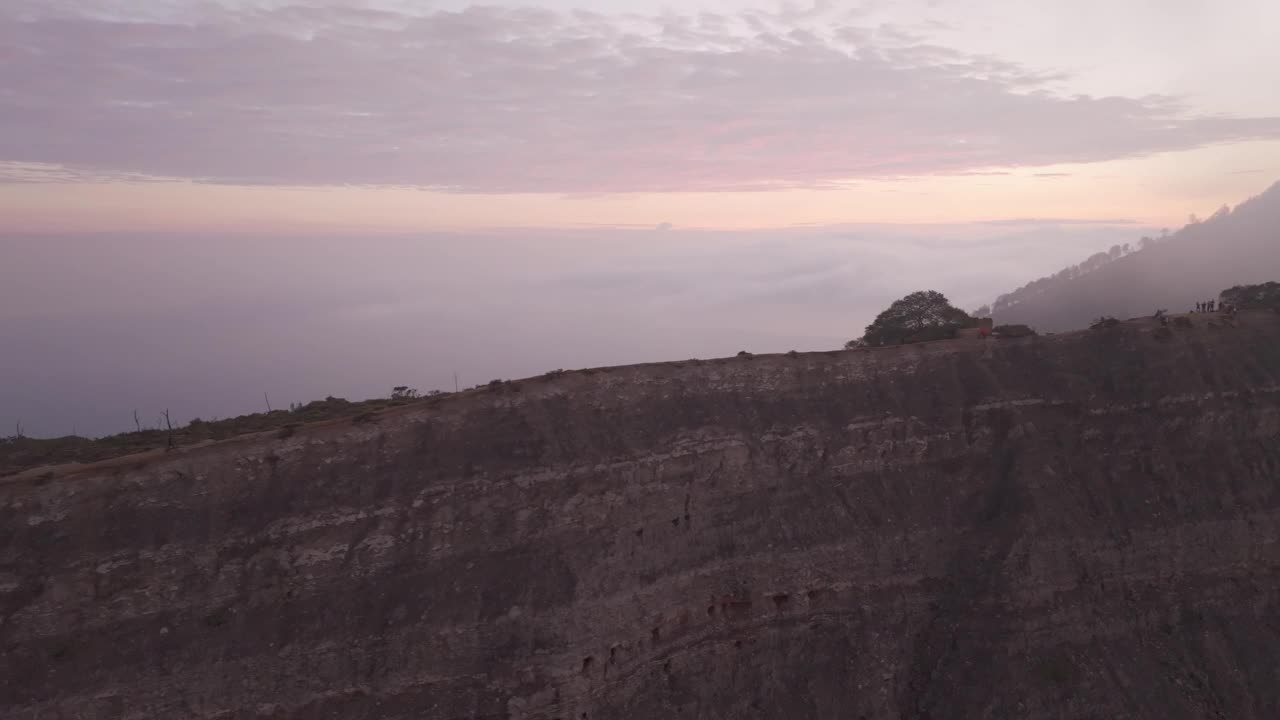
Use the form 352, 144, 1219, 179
2, 0, 1279, 436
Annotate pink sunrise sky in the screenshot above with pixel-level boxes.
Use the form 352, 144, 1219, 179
2, 0, 1279, 231
3, 0, 1280, 436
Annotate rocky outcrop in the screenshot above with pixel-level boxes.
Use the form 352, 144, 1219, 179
4, 312, 1280, 720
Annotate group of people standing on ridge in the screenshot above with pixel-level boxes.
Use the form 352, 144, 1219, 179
1194, 299, 1238, 316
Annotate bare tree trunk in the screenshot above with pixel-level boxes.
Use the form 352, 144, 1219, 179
162, 409, 174, 449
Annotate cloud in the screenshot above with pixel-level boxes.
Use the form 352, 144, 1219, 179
3, 2, 1280, 192
2, 218, 1160, 436
977, 217, 1139, 227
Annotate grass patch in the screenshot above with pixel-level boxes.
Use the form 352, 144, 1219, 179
0, 392, 439, 477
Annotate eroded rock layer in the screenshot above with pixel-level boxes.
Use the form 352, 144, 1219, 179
4, 314, 1280, 719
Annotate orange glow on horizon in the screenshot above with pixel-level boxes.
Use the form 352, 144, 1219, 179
4, 142, 1278, 235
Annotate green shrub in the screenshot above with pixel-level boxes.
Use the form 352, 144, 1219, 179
1220, 281, 1280, 311
390, 386, 419, 400
993, 324, 1036, 338
862, 290, 973, 346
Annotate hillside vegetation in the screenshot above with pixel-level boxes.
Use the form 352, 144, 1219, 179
980, 181, 1280, 331
0, 393, 445, 477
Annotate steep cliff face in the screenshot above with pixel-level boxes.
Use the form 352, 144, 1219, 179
4, 313, 1280, 720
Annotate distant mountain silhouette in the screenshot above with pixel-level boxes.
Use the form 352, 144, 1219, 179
979, 181, 1280, 332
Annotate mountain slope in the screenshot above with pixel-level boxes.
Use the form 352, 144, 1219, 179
989, 181, 1280, 331
4, 313, 1280, 719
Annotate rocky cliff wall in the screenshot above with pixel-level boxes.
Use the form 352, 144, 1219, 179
4, 313, 1280, 720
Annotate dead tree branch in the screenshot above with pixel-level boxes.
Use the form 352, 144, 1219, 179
162, 409, 174, 449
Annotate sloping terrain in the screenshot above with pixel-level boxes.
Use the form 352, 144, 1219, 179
0, 396, 441, 478
3, 312, 1280, 719
990, 181, 1280, 331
